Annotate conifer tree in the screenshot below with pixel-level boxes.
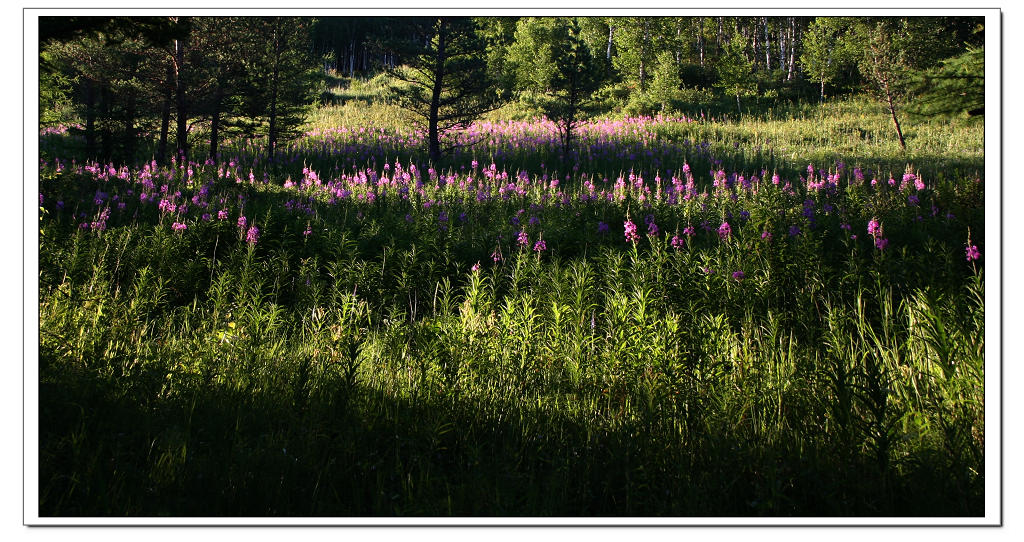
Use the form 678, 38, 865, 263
385, 17, 502, 163
507, 17, 607, 157
909, 46, 984, 117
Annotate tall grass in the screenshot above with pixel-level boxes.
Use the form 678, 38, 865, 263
37, 94, 985, 516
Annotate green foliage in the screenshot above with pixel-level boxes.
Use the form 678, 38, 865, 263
234, 17, 319, 158
648, 51, 685, 113
716, 34, 757, 113
507, 17, 608, 155
908, 46, 985, 118
800, 17, 859, 101
39, 49, 77, 127
385, 17, 503, 162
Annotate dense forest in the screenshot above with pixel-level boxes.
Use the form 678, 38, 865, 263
40, 15, 984, 165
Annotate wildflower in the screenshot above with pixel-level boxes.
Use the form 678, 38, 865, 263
761, 231, 772, 241
172, 222, 187, 232
624, 219, 639, 243
238, 215, 247, 229
303, 225, 312, 237
670, 235, 685, 249
908, 195, 919, 206
702, 267, 714, 275
533, 239, 547, 252
840, 223, 851, 231
405, 214, 413, 223
718, 221, 732, 240
491, 248, 503, 263
597, 221, 610, 234
966, 244, 981, 261
874, 237, 889, 251
471, 261, 481, 272
867, 219, 881, 237
528, 216, 540, 226
732, 270, 745, 281
218, 209, 228, 220
683, 225, 696, 237
517, 230, 529, 247
246, 226, 260, 245
789, 225, 801, 237
647, 221, 659, 236
201, 213, 211, 221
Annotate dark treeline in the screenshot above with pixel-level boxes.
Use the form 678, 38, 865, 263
40, 15, 984, 165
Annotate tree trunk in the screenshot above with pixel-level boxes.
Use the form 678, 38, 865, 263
884, 85, 907, 150
428, 19, 446, 163
778, 26, 786, 70
84, 79, 97, 159
174, 37, 188, 165
697, 19, 704, 66
156, 63, 172, 165
124, 87, 137, 163
209, 84, 222, 163
268, 20, 282, 165
99, 85, 112, 162
607, 23, 614, 60
638, 19, 649, 92
821, 79, 825, 102
787, 18, 796, 81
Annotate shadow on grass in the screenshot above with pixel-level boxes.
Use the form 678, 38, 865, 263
39, 344, 983, 518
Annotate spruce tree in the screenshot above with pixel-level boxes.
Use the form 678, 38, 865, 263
385, 17, 502, 163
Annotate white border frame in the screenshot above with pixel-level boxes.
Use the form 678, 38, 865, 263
22, 4, 1002, 527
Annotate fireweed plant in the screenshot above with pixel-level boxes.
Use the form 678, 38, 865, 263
38, 104, 984, 516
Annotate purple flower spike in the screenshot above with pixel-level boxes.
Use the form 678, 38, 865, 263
867, 219, 881, 237
966, 244, 980, 261
624, 219, 639, 243
718, 221, 731, 240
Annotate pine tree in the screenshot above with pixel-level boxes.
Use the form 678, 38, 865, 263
385, 17, 502, 163
909, 46, 984, 118
508, 17, 607, 157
